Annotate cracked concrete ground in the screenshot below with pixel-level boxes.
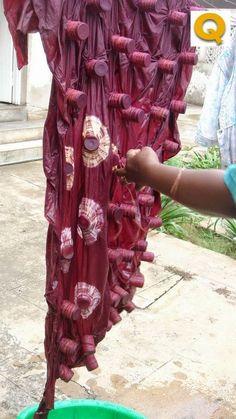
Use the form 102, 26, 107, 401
0, 161, 236, 419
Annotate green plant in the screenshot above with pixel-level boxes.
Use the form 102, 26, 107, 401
157, 196, 236, 259
165, 146, 221, 170
164, 155, 183, 168
184, 224, 236, 259
185, 146, 221, 170
160, 195, 200, 238
223, 219, 236, 244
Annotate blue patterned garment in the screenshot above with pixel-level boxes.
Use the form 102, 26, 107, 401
224, 164, 236, 204
196, 32, 236, 169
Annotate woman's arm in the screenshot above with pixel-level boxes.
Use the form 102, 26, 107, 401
116, 147, 236, 219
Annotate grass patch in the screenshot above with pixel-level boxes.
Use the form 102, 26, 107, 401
176, 222, 236, 259
160, 197, 236, 260
166, 146, 221, 170
185, 146, 221, 170
160, 195, 199, 239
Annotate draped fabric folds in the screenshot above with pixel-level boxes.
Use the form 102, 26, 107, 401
4, 1, 197, 416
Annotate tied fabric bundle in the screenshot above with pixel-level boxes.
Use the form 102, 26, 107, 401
4, 0, 198, 417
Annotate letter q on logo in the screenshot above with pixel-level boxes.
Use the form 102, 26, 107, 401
191, 10, 231, 47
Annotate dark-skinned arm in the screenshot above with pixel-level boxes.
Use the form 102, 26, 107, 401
116, 147, 236, 219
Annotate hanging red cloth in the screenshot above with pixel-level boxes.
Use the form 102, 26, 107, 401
4, 0, 197, 417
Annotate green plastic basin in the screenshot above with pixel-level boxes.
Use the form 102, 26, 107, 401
17, 399, 147, 419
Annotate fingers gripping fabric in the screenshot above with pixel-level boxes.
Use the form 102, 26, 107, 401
4, 0, 198, 416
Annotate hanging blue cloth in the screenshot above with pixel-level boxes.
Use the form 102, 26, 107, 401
224, 164, 236, 204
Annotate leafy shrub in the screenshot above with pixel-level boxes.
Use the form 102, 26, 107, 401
223, 219, 236, 244
160, 195, 200, 239
166, 146, 221, 170
185, 146, 221, 170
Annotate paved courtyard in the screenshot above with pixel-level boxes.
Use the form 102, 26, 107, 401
0, 160, 236, 419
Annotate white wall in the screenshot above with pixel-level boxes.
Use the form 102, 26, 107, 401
27, 34, 52, 109
186, 10, 236, 106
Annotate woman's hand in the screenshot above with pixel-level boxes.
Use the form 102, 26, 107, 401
115, 147, 159, 187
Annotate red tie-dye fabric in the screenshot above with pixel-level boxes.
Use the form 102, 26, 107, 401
4, 0, 198, 416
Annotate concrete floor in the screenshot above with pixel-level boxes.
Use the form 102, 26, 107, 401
0, 159, 236, 419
